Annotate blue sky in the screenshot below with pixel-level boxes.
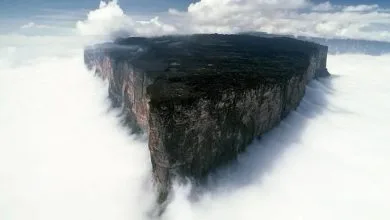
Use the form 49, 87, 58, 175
0, 0, 388, 24
322, 0, 388, 7
0, 0, 194, 29
1, 0, 388, 17
0, 0, 193, 15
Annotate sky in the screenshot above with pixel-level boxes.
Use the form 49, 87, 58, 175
1, 0, 390, 41
1, 0, 389, 13
0, 0, 195, 19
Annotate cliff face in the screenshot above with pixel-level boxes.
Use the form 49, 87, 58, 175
84, 34, 329, 201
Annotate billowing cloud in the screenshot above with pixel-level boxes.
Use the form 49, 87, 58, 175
76, 0, 176, 39
179, 0, 390, 41
75, 0, 390, 42
76, 0, 128, 36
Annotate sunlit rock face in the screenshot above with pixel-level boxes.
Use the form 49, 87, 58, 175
84, 34, 329, 202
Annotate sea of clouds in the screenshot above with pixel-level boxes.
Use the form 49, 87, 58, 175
1, 1, 390, 220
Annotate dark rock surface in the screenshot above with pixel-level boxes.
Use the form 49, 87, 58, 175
84, 34, 329, 203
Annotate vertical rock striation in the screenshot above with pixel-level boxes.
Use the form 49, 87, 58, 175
84, 34, 329, 202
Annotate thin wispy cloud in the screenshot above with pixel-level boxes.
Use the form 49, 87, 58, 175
343, 4, 379, 12
20, 22, 49, 29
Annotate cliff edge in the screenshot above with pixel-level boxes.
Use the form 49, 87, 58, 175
84, 34, 329, 203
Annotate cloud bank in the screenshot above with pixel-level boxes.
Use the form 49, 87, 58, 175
0, 49, 157, 220
75, 0, 390, 42
4, 47, 389, 220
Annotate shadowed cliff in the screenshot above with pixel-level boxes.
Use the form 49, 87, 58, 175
84, 34, 330, 208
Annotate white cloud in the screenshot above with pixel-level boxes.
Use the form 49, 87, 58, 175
76, 0, 177, 40
178, 0, 390, 42
135, 17, 177, 36
343, 4, 379, 12
312, 1, 334, 11
20, 22, 49, 29
20, 22, 35, 29
75, 0, 390, 42
0, 48, 155, 220
76, 0, 129, 38
185, 0, 308, 30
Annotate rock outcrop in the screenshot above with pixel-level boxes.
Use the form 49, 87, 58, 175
84, 34, 329, 202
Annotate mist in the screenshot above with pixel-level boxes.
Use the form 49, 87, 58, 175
1, 2, 390, 220
0, 51, 156, 220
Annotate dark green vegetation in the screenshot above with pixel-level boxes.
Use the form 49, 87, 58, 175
113, 34, 321, 76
